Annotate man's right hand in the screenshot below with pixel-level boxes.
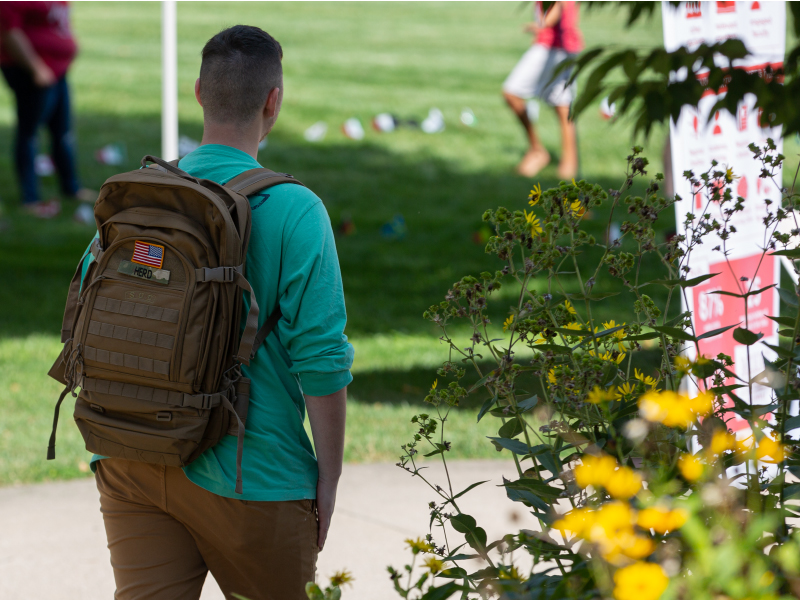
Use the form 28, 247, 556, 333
32, 62, 56, 87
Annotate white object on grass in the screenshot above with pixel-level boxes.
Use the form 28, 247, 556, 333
372, 113, 396, 133
342, 118, 365, 140
600, 96, 617, 120
73, 204, 94, 225
460, 108, 476, 127
304, 122, 328, 142
421, 108, 445, 134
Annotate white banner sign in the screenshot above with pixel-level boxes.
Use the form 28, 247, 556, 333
662, 1, 785, 432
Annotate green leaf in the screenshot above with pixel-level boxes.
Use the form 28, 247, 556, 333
449, 514, 488, 556
771, 248, 800, 258
768, 315, 797, 328
783, 484, 800, 499
476, 396, 496, 422
697, 323, 738, 341
778, 287, 799, 307
488, 437, 531, 455
784, 415, 800, 430
532, 343, 573, 354
420, 582, 460, 600
452, 481, 489, 501
733, 327, 763, 346
436, 568, 469, 580
652, 325, 697, 342
467, 370, 496, 393
504, 481, 549, 511
649, 273, 720, 288
623, 331, 660, 341
504, 475, 563, 499
709, 290, 745, 298
498, 418, 523, 439
516, 395, 539, 412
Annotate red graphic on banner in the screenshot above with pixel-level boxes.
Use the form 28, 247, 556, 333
687, 1, 702, 18
716, 1, 736, 13
738, 104, 748, 131
751, 1, 760, 9
692, 254, 777, 431
712, 111, 723, 135
737, 175, 748, 199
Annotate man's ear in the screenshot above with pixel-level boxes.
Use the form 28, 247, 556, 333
264, 87, 281, 119
194, 78, 203, 106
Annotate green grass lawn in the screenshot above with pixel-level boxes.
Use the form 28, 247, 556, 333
1, 2, 797, 485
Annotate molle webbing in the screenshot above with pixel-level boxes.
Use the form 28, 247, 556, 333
82, 377, 224, 410
87, 320, 175, 349
94, 295, 179, 324
84, 346, 169, 376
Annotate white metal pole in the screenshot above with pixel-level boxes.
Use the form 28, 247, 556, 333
161, 0, 178, 160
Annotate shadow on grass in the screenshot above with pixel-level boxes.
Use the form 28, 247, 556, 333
349, 351, 663, 407
0, 113, 676, 341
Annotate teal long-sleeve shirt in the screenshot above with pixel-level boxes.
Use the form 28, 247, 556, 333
87, 144, 354, 500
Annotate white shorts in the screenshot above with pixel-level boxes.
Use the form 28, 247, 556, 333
503, 44, 577, 107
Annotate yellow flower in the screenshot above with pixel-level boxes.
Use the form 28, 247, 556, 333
528, 182, 542, 206
503, 315, 514, 332
498, 565, 525, 581
329, 569, 354, 587
724, 166, 739, 183
564, 321, 584, 333
547, 369, 557, 385
553, 507, 595, 537
613, 562, 669, 600
572, 178, 578, 187
405, 537, 434, 554
638, 390, 711, 429
688, 391, 714, 415
431, 379, 437, 390
621, 535, 656, 560
634, 368, 657, 389
735, 435, 755, 457
423, 557, 444, 574
674, 355, 692, 374
615, 382, 636, 399
605, 467, 643, 500
756, 434, 786, 463
588, 502, 639, 562
709, 430, 734, 456
590, 349, 626, 364
563, 198, 586, 217
637, 506, 688, 534
533, 335, 547, 345
574, 454, 618, 489
678, 454, 704, 482
564, 299, 577, 315
524, 209, 543, 236
587, 385, 615, 404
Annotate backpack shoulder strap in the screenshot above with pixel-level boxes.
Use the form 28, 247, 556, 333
224, 168, 305, 197
249, 305, 282, 361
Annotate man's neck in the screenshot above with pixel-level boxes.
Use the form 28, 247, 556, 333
200, 120, 261, 159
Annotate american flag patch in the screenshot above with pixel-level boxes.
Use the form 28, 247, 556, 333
132, 241, 164, 268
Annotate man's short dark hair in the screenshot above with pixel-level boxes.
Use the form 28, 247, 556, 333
200, 25, 283, 125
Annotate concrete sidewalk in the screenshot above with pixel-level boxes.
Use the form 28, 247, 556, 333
0, 460, 535, 599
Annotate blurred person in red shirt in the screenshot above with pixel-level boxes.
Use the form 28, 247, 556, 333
502, 1, 583, 179
0, 1, 93, 218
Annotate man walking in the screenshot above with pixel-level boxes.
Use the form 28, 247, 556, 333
90, 25, 353, 599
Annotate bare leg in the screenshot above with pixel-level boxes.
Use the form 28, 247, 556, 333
503, 90, 550, 177
554, 104, 578, 180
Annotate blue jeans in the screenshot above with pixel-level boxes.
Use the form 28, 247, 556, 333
1, 66, 80, 204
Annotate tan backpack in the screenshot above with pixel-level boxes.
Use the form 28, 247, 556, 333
47, 155, 303, 494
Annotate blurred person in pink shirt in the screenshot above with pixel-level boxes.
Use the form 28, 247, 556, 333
0, 1, 94, 218
502, 1, 583, 179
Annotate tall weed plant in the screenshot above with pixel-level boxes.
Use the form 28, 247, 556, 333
369, 144, 800, 600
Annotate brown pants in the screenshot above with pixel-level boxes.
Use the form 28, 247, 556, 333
95, 459, 318, 600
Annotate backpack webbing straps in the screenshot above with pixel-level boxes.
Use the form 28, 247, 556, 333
220, 392, 246, 494
250, 305, 282, 360
195, 266, 260, 366
60, 239, 101, 343
223, 168, 305, 197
